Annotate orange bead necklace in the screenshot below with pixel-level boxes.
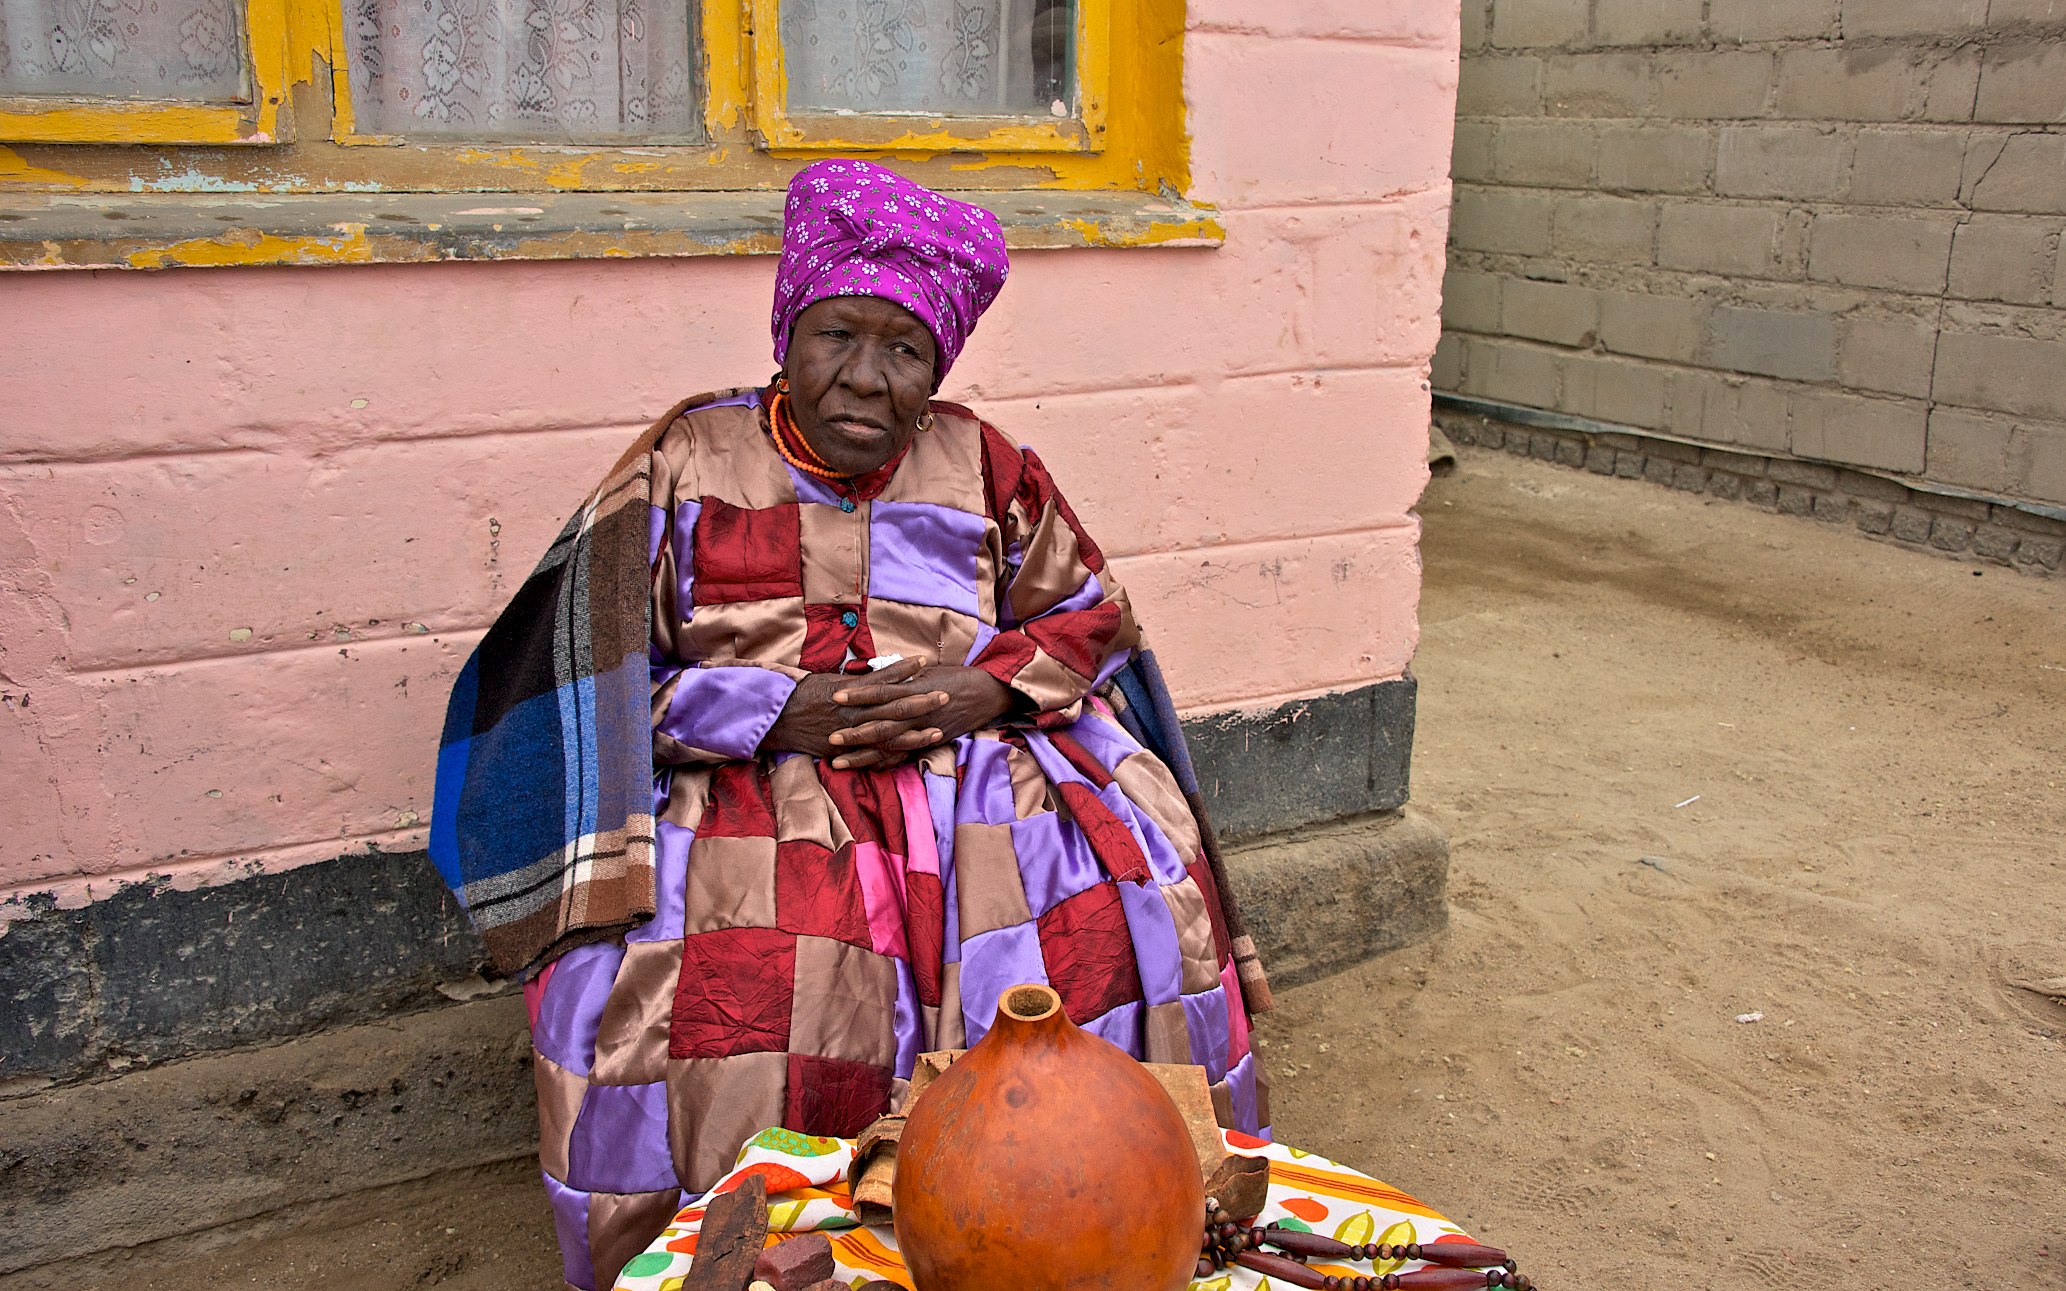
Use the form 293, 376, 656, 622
767, 389, 847, 481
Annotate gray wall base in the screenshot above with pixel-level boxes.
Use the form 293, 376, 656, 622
1226, 808, 1450, 990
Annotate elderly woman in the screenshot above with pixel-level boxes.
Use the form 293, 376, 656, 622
432, 159, 1270, 1290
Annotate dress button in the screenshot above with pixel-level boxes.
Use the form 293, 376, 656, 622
838, 497, 856, 513
841, 609, 859, 628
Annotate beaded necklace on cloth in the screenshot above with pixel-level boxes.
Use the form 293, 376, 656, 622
767, 389, 846, 481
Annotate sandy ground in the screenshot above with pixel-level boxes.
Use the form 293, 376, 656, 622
22, 445, 2064, 1289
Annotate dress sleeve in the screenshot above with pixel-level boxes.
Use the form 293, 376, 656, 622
648, 436, 802, 764
967, 431, 1141, 721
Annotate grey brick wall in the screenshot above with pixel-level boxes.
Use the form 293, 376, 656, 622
1438, 0, 2066, 508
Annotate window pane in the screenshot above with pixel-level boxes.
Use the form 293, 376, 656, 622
0, 0, 246, 100
346, 0, 704, 140
781, 0, 1074, 117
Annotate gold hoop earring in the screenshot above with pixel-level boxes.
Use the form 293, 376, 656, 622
774, 372, 790, 393
916, 409, 935, 434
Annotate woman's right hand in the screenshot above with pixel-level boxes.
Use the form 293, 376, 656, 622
763, 656, 951, 769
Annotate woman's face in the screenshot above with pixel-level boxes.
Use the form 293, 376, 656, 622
784, 295, 939, 476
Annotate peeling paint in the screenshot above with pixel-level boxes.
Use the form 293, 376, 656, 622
124, 224, 375, 269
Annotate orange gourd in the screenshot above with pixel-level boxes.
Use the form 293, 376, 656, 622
893, 983, 1206, 1291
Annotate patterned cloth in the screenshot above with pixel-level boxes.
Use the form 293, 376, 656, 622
611, 1125, 1475, 1291
429, 398, 699, 977
771, 159, 1010, 380
527, 390, 1269, 1291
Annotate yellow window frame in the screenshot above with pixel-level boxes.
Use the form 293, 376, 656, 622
746, 0, 1109, 156
0, 0, 293, 146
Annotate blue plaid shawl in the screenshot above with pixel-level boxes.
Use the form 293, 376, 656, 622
429, 393, 1272, 1011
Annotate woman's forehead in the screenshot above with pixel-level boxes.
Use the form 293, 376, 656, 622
801, 293, 930, 336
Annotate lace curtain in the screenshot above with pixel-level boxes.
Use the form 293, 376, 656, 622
0, 0, 245, 99
780, 0, 1073, 117
345, 0, 702, 140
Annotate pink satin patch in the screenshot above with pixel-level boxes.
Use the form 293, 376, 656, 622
853, 841, 911, 960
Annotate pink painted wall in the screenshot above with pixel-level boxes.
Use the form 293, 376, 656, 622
0, 1, 1460, 906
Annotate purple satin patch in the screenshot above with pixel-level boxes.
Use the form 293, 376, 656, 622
656, 666, 799, 760
1064, 709, 1144, 770
962, 621, 997, 666
566, 1081, 680, 1194
541, 1170, 598, 1291
1093, 644, 1134, 688
1009, 811, 1106, 918
892, 959, 921, 1080
1226, 1051, 1266, 1138
1117, 878, 1184, 1007
954, 739, 1020, 827
672, 499, 702, 618
630, 818, 695, 943
868, 501, 986, 617
1043, 571, 1106, 618
955, 921, 1046, 1046
534, 940, 625, 1077
1079, 999, 1144, 1056
1180, 985, 1232, 1083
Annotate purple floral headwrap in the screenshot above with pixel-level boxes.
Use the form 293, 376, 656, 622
771, 159, 1010, 382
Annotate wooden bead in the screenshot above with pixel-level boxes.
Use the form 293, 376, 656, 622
1233, 1250, 1332, 1290
1412, 1241, 1510, 1269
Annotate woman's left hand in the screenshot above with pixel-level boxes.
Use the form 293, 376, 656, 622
826, 664, 1013, 769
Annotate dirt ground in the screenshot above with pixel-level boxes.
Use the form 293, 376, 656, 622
28, 445, 2065, 1290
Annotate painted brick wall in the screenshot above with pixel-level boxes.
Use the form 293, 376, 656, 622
0, 1, 1460, 911
1435, 0, 2066, 507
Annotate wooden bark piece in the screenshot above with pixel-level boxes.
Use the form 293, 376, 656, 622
751, 1231, 834, 1290
845, 1113, 904, 1226
900, 1049, 966, 1111
683, 1174, 769, 1291
1144, 1062, 1228, 1183
1203, 1152, 1272, 1222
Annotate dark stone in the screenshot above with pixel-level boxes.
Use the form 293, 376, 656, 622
1930, 517, 1974, 551
1554, 437, 1586, 468
1672, 463, 1709, 492
1644, 456, 1676, 486
1585, 443, 1618, 475
1777, 485, 1816, 517
0, 849, 484, 1084
1890, 507, 1933, 543
1745, 480, 1780, 509
1615, 454, 1646, 480
0, 894, 97, 1079
1855, 501, 1896, 535
1184, 678, 1416, 845
1811, 494, 1851, 524
1707, 472, 1743, 501
1972, 526, 2018, 563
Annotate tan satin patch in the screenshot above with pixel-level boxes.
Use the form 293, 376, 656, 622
862, 597, 983, 669
1145, 999, 1194, 1065
682, 597, 809, 670
588, 1188, 687, 1291
1159, 879, 1224, 997
1111, 747, 1203, 859
787, 935, 900, 1068
680, 835, 779, 935
534, 1052, 588, 1182
770, 755, 840, 850
798, 499, 870, 606
1005, 743, 1053, 820
875, 414, 988, 513
666, 1050, 789, 1192
950, 822, 1036, 937
590, 939, 687, 1087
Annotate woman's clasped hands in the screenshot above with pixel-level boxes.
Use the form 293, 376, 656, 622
765, 655, 1014, 770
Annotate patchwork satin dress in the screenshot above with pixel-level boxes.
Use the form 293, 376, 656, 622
525, 390, 1267, 1290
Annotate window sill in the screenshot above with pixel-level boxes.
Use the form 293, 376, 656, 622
0, 189, 1223, 270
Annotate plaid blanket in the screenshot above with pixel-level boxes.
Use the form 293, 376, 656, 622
430, 392, 1272, 1012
